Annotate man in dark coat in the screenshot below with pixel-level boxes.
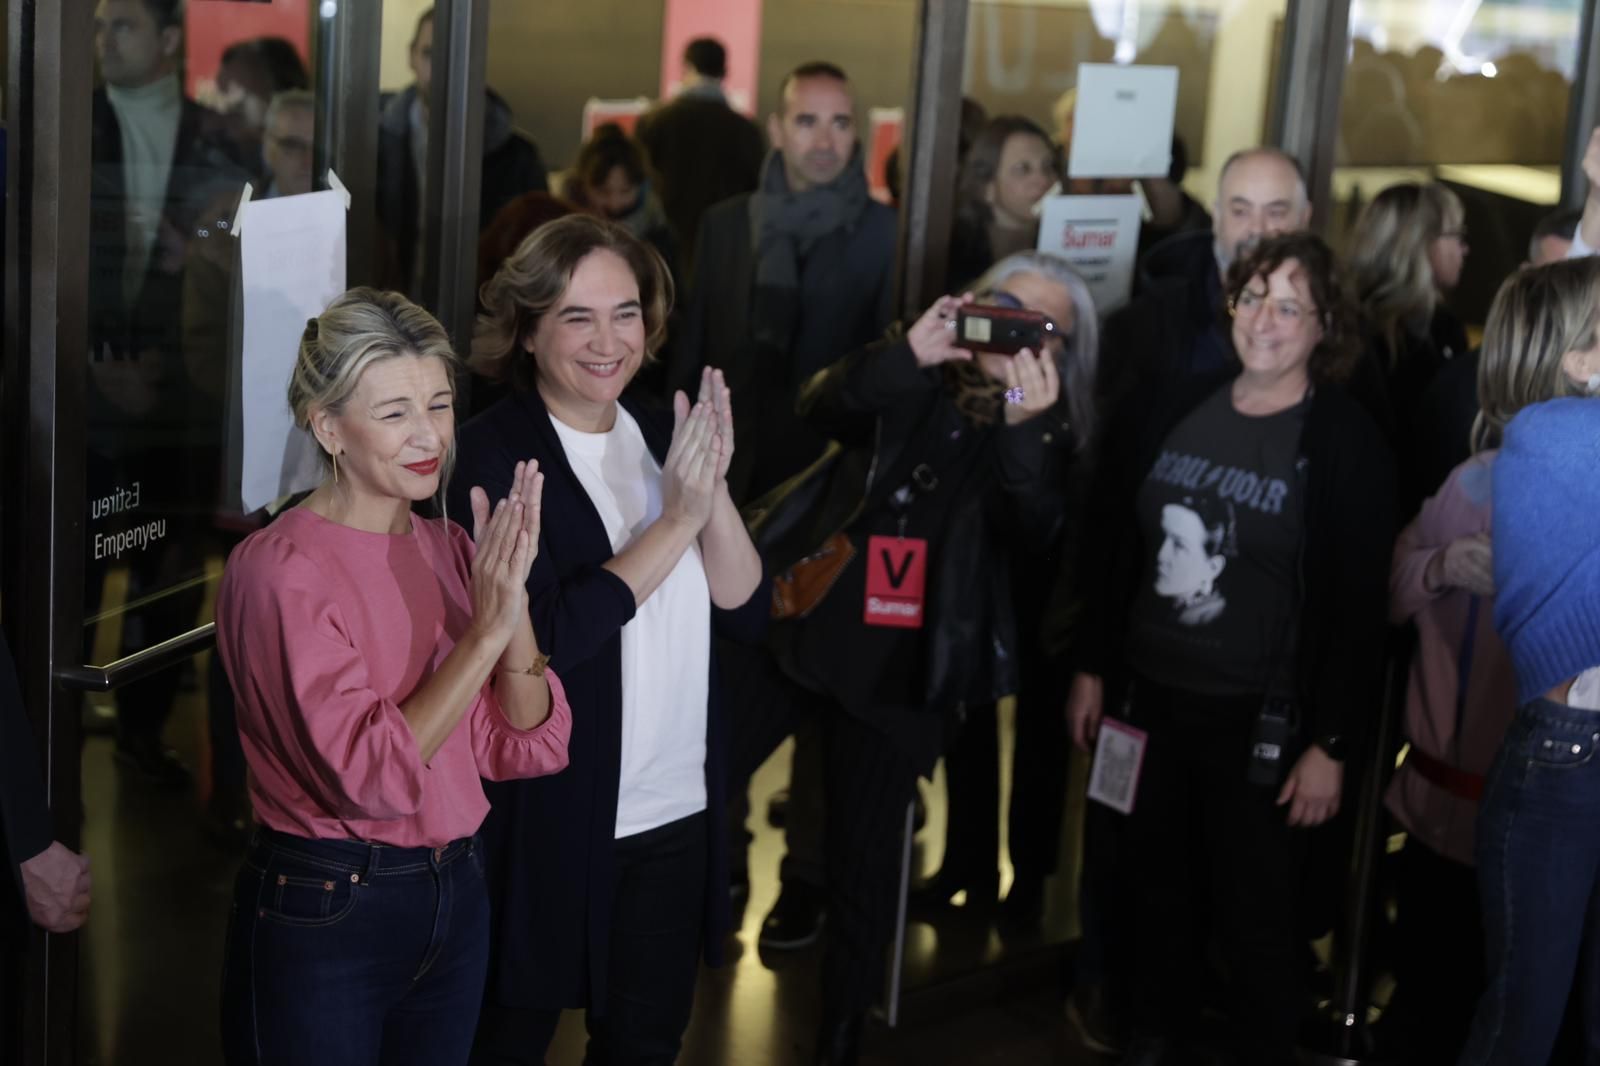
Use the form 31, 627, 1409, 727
670, 60, 897, 958
635, 37, 766, 276
672, 61, 896, 507
376, 6, 549, 297
89, 0, 250, 786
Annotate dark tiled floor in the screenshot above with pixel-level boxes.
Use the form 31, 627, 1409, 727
75, 659, 1095, 1065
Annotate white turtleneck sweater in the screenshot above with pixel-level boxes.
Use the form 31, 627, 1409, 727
105, 74, 182, 305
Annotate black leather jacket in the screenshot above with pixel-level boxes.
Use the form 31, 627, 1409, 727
748, 337, 1076, 771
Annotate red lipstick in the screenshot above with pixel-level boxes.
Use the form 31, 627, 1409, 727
404, 458, 440, 476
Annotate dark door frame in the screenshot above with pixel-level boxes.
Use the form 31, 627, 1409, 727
2, 0, 93, 1063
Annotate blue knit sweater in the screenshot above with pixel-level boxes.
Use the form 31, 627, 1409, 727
1492, 397, 1600, 704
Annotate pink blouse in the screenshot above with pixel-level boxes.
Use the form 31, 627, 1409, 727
1386, 453, 1517, 866
215, 507, 571, 847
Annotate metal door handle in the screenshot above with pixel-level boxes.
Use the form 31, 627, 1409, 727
55, 623, 216, 692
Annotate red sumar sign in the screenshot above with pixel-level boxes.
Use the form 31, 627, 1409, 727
863, 535, 927, 629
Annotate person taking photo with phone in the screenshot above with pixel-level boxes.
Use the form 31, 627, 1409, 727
728, 250, 1098, 1063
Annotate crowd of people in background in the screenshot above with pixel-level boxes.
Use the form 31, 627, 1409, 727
5, 2, 1600, 1065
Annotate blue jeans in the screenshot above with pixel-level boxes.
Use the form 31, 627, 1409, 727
221, 828, 489, 1066
1460, 699, 1600, 1065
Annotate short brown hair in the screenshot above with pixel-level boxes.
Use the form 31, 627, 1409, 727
470, 214, 673, 391
1226, 232, 1359, 385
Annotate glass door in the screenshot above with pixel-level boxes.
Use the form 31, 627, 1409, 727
0, 1, 463, 1062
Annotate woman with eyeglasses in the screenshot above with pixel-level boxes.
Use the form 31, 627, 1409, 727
1347, 181, 1471, 512
1067, 232, 1395, 1066
729, 250, 1098, 1063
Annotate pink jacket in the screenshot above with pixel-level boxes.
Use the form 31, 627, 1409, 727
1385, 452, 1517, 866
216, 508, 572, 848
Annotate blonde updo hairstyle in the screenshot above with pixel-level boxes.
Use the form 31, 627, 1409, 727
471, 214, 673, 392
1472, 255, 1600, 452
288, 287, 462, 505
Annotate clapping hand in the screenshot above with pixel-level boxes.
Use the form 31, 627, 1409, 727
468, 460, 543, 649
695, 367, 735, 484
1001, 347, 1061, 425
662, 387, 721, 531
908, 294, 978, 369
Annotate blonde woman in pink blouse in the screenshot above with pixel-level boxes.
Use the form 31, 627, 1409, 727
1381, 256, 1600, 1061
214, 289, 573, 1066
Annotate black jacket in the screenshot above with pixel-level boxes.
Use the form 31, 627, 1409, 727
449, 389, 768, 1011
1074, 370, 1395, 749
634, 91, 765, 274
751, 338, 1075, 773
1100, 229, 1233, 417
1, 634, 50, 941
377, 86, 548, 292
670, 193, 898, 504
89, 88, 250, 453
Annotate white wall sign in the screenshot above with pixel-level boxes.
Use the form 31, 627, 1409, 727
1036, 194, 1144, 315
236, 189, 347, 513
1068, 63, 1179, 179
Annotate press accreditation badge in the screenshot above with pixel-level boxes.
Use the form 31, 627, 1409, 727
863, 535, 927, 628
1087, 718, 1148, 815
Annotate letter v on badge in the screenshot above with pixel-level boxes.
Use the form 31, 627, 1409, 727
864, 535, 927, 628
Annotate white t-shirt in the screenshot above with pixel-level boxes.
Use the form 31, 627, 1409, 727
550, 408, 712, 838
1568, 666, 1600, 712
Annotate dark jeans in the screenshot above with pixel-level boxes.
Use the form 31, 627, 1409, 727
728, 649, 919, 1024
220, 828, 489, 1066
471, 811, 708, 1066
1460, 699, 1600, 1065
1123, 680, 1307, 1066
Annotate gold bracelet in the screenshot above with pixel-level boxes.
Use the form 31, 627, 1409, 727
499, 653, 550, 678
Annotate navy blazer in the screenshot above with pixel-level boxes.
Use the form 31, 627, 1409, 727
450, 387, 768, 1011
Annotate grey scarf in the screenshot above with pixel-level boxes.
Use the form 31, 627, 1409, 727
747, 147, 871, 349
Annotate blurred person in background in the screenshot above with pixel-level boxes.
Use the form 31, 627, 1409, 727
1346, 181, 1471, 510
90, 0, 251, 786
945, 116, 1057, 292
378, 6, 549, 298
210, 36, 309, 178
562, 123, 677, 279
636, 36, 765, 277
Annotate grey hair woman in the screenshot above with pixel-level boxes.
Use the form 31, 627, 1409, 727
967, 249, 1101, 447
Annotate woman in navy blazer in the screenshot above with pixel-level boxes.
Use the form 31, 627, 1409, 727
451, 215, 765, 1066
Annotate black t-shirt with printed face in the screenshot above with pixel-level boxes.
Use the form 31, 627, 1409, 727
1127, 386, 1306, 697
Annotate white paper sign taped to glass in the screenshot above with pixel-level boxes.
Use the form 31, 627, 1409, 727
236, 188, 347, 513
1087, 717, 1149, 815
1036, 194, 1143, 315
1067, 64, 1178, 179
